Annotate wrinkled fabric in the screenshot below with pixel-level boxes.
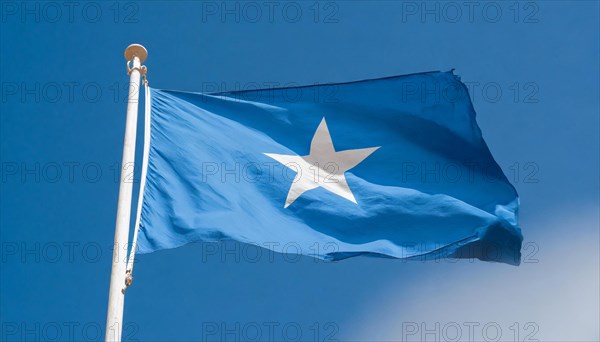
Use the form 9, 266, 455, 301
137, 71, 523, 265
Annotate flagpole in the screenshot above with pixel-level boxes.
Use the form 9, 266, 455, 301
106, 44, 148, 342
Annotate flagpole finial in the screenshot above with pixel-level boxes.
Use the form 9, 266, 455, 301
124, 44, 148, 62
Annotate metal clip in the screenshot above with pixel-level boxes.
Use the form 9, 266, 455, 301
122, 270, 133, 293
126, 61, 147, 76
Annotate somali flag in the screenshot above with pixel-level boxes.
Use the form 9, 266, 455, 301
135, 71, 523, 265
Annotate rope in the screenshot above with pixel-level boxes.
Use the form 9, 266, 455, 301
124, 79, 152, 290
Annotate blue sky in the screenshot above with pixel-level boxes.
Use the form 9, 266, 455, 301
1, 1, 599, 341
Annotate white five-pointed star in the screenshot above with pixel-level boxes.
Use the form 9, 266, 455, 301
264, 118, 379, 208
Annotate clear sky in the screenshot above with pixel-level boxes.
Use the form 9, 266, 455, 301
1, 1, 599, 341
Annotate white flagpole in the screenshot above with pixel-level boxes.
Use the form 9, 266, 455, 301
106, 44, 148, 342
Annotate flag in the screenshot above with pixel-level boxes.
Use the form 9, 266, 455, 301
135, 71, 523, 265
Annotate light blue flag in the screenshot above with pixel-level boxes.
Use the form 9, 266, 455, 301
136, 71, 523, 265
